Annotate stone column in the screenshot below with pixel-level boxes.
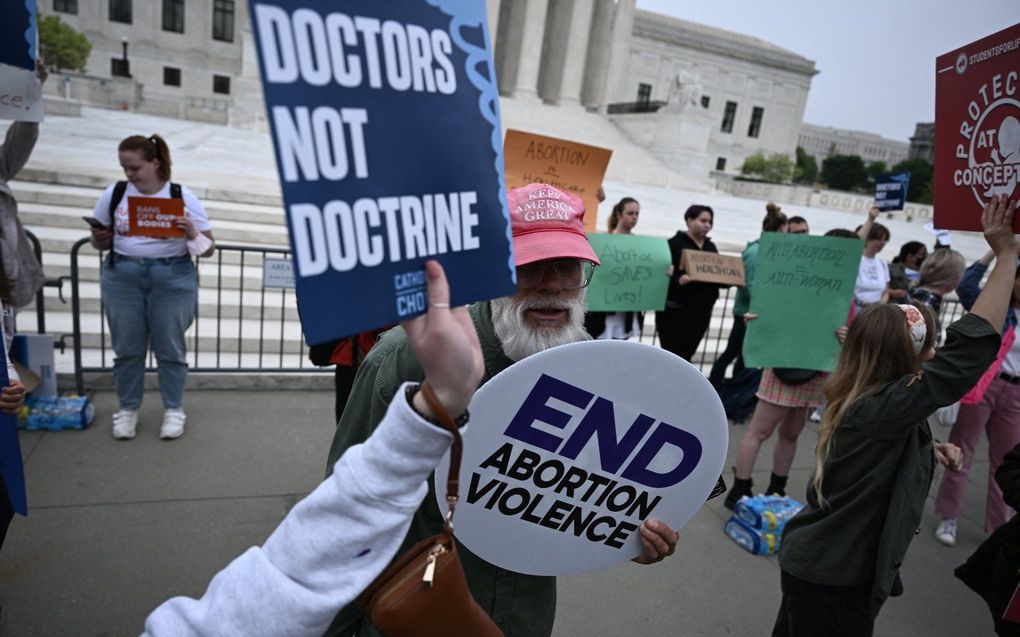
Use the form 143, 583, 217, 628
494, 0, 524, 95
486, 0, 501, 47
511, 0, 550, 102
554, 0, 594, 108
581, 0, 613, 110
603, 0, 635, 106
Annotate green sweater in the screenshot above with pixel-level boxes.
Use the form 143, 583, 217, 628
324, 302, 557, 637
778, 313, 1000, 615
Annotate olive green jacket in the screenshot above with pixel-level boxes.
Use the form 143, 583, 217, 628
323, 301, 557, 637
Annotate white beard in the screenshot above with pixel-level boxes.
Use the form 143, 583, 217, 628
491, 291, 589, 361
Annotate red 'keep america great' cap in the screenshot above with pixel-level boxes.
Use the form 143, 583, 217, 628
506, 183, 600, 267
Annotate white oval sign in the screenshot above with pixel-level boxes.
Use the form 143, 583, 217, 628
435, 340, 728, 576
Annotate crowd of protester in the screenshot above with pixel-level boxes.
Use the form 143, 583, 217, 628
2, 59, 1019, 637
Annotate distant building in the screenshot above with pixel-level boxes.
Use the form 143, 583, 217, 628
798, 123, 909, 167
44, 0, 817, 181
909, 122, 935, 163
623, 10, 817, 175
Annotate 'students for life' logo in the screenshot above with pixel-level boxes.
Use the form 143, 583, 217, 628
952, 71, 1020, 207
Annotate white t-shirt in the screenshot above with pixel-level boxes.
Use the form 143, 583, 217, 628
92, 182, 211, 258
855, 255, 890, 305
1000, 309, 1020, 375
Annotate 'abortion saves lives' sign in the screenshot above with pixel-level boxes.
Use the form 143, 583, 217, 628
436, 341, 728, 576
249, 1, 515, 344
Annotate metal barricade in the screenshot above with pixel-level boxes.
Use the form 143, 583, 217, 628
69, 238, 327, 394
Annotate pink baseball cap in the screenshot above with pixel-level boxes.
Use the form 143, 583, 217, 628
507, 183, 600, 267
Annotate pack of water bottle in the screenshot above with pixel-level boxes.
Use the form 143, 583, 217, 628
724, 495, 804, 556
19, 395, 95, 431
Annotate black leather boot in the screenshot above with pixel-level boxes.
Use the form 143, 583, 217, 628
766, 472, 788, 497
724, 477, 753, 510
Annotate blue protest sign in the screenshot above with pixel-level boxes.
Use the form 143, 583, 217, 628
0, 0, 36, 71
0, 350, 26, 516
875, 172, 911, 211
250, 1, 515, 344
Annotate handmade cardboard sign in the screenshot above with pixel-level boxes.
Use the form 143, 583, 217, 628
128, 196, 185, 238
934, 22, 1020, 232
681, 251, 745, 287
250, 0, 515, 345
585, 234, 671, 311
0, 0, 43, 122
743, 233, 861, 371
435, 340, 728, 576
504, 130, 612, 232
874, 172, 910, 211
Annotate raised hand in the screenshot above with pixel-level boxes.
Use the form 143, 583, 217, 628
402, 261, 484, 418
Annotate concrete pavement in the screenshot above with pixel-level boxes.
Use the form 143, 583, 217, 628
0, 387, 998, 636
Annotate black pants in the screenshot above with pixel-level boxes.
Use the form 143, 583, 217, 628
772, 570, 876, 637
709, 316, 746, 386
655, 307, 713, 362
0, 473, 14, 552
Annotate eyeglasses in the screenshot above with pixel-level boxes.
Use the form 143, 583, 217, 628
518, 259, 597, 290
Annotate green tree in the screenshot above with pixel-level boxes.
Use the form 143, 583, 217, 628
741, 152, 794, 184
820, 154, 869, 192
889, 158, 934, 203
38, 14, 91, 73
794, 147, 818, 184
867, 161, 887, 185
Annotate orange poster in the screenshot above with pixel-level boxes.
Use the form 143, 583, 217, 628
504, 130, 612, 232
128, 196, 185, 238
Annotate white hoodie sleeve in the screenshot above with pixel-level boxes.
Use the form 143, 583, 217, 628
141, 382, 457, 637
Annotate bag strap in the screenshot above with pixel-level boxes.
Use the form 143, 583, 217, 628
169, 182, 182, 199
419, 381, 462, 528
106, 180, 128, 267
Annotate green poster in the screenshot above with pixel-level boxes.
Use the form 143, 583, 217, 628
584, 234, 672, 311
743, 233, 863, 371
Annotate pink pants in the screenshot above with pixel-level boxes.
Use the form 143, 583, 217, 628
934, 375, 1020, 533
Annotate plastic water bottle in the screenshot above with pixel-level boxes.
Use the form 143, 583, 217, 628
724, 516, 779, 555
735, 495, 804, 533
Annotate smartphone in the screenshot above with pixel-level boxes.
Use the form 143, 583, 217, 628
82, 216, 109, 230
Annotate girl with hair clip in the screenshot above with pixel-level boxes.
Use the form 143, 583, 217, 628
772, 196, 1019, 636
585, 197, 644, 340
89, 134, 215, 441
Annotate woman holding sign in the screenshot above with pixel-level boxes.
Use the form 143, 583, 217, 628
89, 134, 215, 441
656, 205, 726, 362
585, 197, 645, 340
772, 196, 1018, 636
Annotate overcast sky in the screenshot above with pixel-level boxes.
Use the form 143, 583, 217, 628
635, 0, 1019, 142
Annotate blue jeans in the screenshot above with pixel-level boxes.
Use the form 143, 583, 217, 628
101, 255, 197, 410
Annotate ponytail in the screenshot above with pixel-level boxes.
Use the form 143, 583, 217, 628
118, 133, 172, 181
762, 202, 787, 232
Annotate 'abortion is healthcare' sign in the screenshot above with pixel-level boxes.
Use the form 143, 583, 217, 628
436, 340, 728, 576
935, 22, 1020, 232
250, 1, 515, 344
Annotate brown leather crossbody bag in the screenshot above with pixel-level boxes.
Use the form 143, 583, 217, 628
357, 381, 503, 637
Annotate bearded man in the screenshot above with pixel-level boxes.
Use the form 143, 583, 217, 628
322, 183, 679, 637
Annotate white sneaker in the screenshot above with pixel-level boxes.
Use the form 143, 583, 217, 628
935, 518, 957, 546
112, 409, 138, 440
160, 409, 187, 440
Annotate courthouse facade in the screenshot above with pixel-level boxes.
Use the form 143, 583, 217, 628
45, 0, 820, 178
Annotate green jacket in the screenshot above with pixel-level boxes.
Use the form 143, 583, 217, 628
324, 301, 557, 637
778, 313, 1000, 615
732, 240, 758, 317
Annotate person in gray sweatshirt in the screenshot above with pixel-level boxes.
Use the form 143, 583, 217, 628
141, 260, 483, 636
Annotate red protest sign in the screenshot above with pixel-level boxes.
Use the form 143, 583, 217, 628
934, 23, 1020, 232
128, 196, 185, 238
